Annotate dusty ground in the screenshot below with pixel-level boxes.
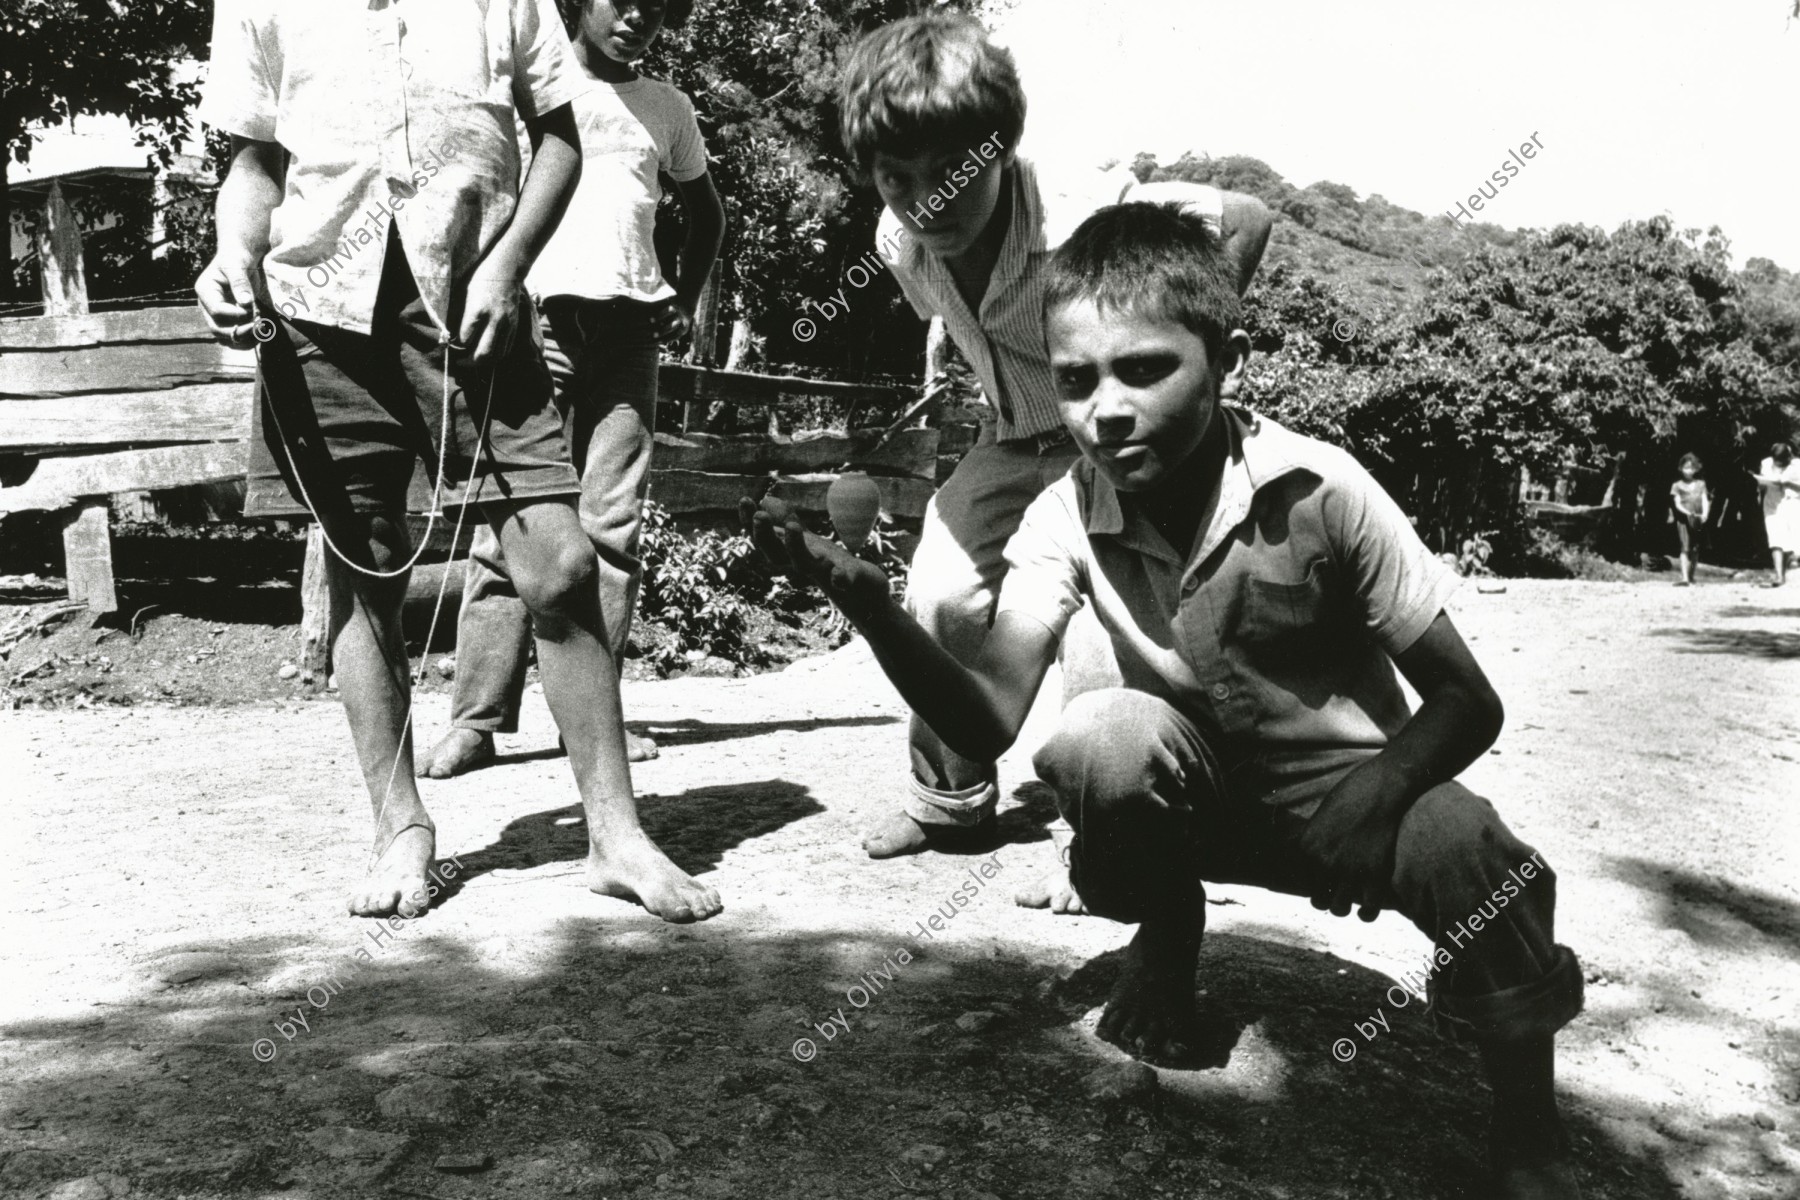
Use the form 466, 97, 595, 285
3, 579, 1798, 1200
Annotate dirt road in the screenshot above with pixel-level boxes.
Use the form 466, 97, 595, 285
4, 580, 1797, 1200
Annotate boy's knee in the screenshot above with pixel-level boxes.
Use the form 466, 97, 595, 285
1395, 783, 1552, 906
512, 538, 599, 615
1033, 690, 1201, 821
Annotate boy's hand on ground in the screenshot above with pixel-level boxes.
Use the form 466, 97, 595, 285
741, 496, 890, 621
652, 298, 695, 346
195, 252, 272, 347
1297, 763, 1409, 921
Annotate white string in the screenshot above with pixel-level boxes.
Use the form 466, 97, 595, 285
252, 311, 498, 836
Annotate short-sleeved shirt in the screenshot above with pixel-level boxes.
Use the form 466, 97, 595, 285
1671, 478, 1709, 517
527, 76, 709, 303
998, 408, 1462, 810
879, 157, 1223, 444
199, 0, 585, 337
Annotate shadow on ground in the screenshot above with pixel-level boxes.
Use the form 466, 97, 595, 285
642, 715, 900, 748
0, 916, 1699, 1200
1649, 626, 1800, 659
434, 780, 828, 904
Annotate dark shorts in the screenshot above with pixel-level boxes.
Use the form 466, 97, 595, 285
244, 234, 580, 519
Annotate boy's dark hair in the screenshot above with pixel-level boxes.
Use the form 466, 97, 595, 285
837, 13, 1025, 173
1679, 451, 1704, 474
1045, 201, 1243, 364
555, 0, 695, 36
1774, 442, 1795, 468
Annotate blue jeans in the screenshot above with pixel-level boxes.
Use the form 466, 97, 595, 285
449, 297, 660, 732
1034, 688, 1585, 1043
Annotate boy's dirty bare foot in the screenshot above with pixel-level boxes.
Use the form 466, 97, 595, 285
1490, 1113, 1582, 1199
862, 810, 995, 858
349, 823, 436, 918
626, 731, 659, 762
586, 832, 722, 923
1096, 907, 1204, 1065
1014, 867, 1088, 914
417, 728, 494, 778
555, 732, 659, 763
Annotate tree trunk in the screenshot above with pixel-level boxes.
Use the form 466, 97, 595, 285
688, 259, 722, 366
724, 316, 752, 370
1, 155, 11, 304
925, 314, 949, 381
38, 180, 89, 316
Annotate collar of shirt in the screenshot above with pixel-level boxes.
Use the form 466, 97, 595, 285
1080, 408, 1313, 573
885, 158, 1068, 443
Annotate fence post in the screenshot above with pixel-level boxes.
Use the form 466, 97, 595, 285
60, 499, 117, 613
299, 524, 331, 688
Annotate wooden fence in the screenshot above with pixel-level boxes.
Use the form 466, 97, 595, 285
0, 307, 941, 631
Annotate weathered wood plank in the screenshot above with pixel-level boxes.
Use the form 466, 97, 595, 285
651, 429, 937, 478
657, 362, 909, 406
649, 470, 934, 520
0, 383, 251, 451
0, 443, 248, 514
0, 306, 211, 350
0, 340, 256, 397
60, 500, 116, 613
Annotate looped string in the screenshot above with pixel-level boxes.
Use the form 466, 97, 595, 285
253, 310, 500, 817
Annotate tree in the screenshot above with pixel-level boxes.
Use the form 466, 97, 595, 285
3, 1, 211, 302
640, 0, 980, 376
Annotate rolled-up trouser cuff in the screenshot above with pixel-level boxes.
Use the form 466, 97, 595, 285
904, 775, 999, 828
1430, 943, 1585, 1043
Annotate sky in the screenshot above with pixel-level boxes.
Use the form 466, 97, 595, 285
18, 1, 1800, 269
988, 0, 1800, 269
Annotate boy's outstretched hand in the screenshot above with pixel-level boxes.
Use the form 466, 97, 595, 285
742, 496, 891, 622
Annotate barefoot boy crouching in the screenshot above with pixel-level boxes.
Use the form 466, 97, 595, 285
749, 203, 1585, 1195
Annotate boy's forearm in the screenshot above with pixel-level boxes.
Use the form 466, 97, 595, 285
1218, 191, 1273, 296
1363, 680, 1503, 816
851, 599, 1016, 763
216, 139, 285, 265
1126, 181, 1270, 296
484, 106, 582, 281
674, 194, 725, 313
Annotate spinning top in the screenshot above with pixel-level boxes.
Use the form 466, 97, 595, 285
826, 471, 881, 551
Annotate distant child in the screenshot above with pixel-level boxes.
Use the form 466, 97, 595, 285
197, 0, 720, 924
836, 13, 1274, 872
749, 204, 1584, 1197
1669, 452, 1710, 585
420, 0, 726, 778
1754, 442, 1800, 588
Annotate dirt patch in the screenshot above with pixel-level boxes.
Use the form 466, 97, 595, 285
5, 579, 1799, 1200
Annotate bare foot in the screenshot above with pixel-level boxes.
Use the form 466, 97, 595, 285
349, 823, 436, 918
1491, 1115, 1581, 1198
1014, 867, 1088, 914
553, 732, 659, 763
862, 809, 995, 859
1096, 909, 1204, 1065
626, 730, 659, 763
417, 728, 495, 779
586, 832, 722, 924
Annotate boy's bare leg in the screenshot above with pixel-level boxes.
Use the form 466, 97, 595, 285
327, 513, 438, 919
1094, 894, 1205, 1063
489, 497, 720, 923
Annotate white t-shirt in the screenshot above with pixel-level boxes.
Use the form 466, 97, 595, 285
528, 75, 709, 303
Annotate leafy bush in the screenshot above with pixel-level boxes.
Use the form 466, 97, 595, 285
634, 498, 914, 671
636, 501, 769, 671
